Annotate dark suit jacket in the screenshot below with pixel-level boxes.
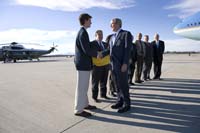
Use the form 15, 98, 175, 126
91, 40, 108, 53
135, 40, 145, 57
74, 27, 97, 70
151, 40, 165, 63
144, 42, 153, 61
130, 42, 137, 62
101, 34, 113, 58
111, 29, 132, 70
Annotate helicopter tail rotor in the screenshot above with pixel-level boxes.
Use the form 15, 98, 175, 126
50, 42, 58, 52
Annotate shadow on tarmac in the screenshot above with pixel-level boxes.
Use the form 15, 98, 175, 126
89, 78, 200, 133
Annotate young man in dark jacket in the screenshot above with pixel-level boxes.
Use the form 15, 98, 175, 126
74, 13, 98, 117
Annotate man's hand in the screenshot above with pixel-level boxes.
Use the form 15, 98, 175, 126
121, 64, 127, 72
97, 51, 103, 59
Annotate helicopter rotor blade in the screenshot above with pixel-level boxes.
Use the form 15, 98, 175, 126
20, 43, 44, 46
0, 43, 12, 46
0, 42, 44, 46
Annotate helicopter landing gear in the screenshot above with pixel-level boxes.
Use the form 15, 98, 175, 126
28, 57, 32, 61
3, 58, 7, 63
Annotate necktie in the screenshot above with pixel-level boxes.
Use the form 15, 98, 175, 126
156, 41, 159, 48
140, 41, 144, 54
110, 34, 115, 55
113, 33, 117, 44
114, 33, 117, 38
99, 41, 104, 50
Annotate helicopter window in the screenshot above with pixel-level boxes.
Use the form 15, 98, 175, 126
2, 46, 10, 50
11, 46, 24, 49
3, 46, 9, 49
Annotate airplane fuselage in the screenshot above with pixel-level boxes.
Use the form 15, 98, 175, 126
173, 12, 200, 40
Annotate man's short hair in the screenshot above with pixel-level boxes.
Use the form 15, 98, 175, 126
95, 30, 103, 36
112, 18, 122, 28
79, 13, 92, 26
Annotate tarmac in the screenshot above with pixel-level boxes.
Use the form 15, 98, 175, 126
0, 54, 200, 133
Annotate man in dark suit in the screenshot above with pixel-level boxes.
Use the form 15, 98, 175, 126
128, 39, 137, 85
135, 33, 145, 83
143, 35, 153, 80
74, 13, 98, 117
151, 33, 165, 80
105, 18, 132, 113
91, 30, 110, 102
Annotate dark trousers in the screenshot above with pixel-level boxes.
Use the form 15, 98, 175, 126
92, 65, 109, 99
112, 68, 130, 106
128, 61, 136, 83
143, 59, 152, 80
109, 72, 117, 93
153, 60, 162, 79
135, 56, 144, 82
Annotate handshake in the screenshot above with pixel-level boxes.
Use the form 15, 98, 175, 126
97, 51, 103, 59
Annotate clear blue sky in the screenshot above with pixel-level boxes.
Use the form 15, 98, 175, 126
0, 0, 200, 54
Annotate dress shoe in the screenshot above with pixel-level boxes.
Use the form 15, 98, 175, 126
84, 105, 97, 110
111, 103, 123, 109
117, 106, 130, 113
101, 96, 110, 99
75, 111, 92, 117
109, 92, 117, 97
129, 82, 135, 85
147, 76, 151, 80
153, 76, 157, 79
93, 98, 101, 103
135, 80, 144, 83
153, 77, 161, 80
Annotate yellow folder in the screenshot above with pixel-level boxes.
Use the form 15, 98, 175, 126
92, 55, 110, 66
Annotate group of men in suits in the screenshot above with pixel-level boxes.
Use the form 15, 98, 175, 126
128, 33, 165, 85
74, 13, 165, 117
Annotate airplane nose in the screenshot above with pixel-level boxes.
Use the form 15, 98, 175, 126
173, 25, 178, 34
173, 23, 181, 34
174, 25, 178, 30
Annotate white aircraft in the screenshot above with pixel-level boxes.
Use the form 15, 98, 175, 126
173, 11, 200, 40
